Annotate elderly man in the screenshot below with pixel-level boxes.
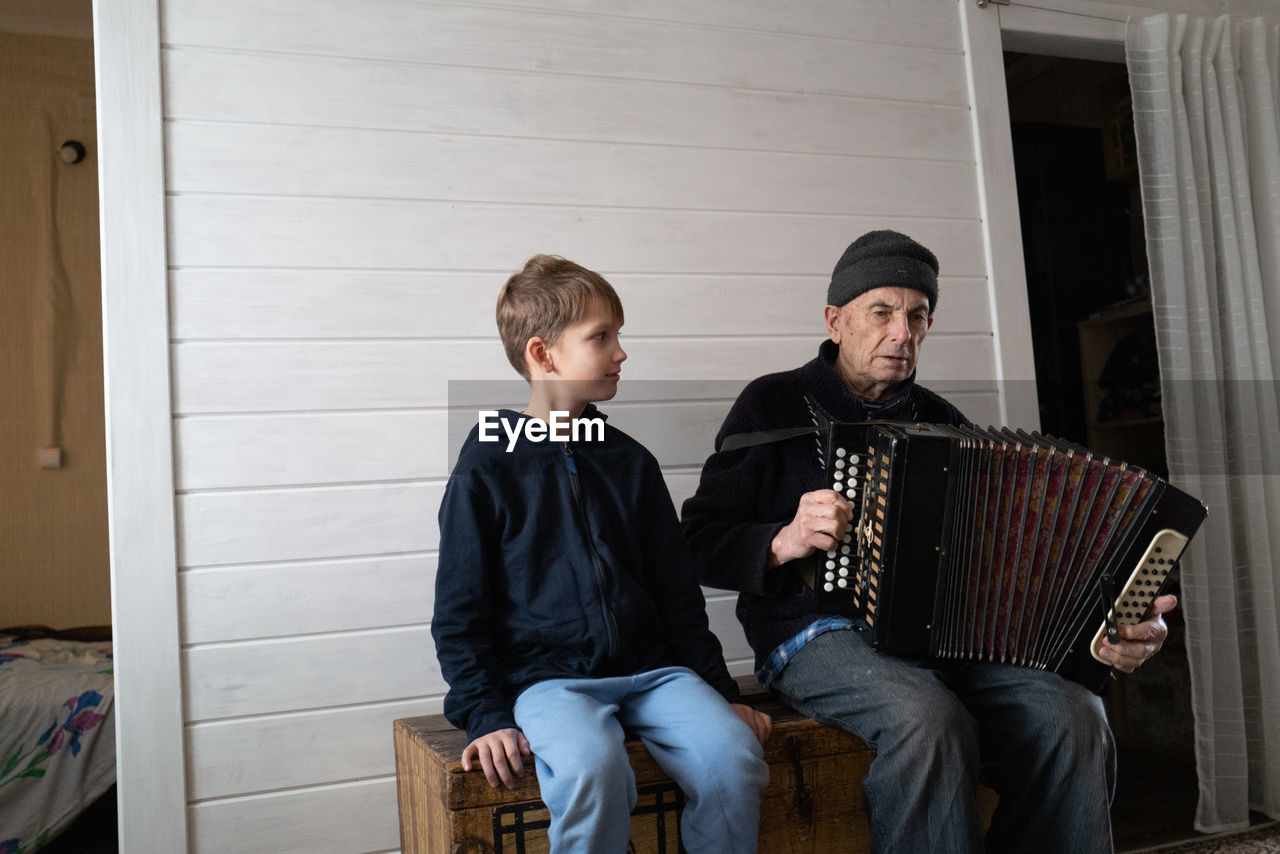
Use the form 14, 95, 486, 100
682, 230, 1173, 853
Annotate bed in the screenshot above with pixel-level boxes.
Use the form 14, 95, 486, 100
0, 626, 115, 853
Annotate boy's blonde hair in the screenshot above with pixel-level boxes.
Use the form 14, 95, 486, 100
496, 255, 625, 379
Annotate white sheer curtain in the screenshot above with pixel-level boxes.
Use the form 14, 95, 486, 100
1127, 13, 1280, 833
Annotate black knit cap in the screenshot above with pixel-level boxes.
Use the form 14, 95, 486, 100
827, 229, 939, 313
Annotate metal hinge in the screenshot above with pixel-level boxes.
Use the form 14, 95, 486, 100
977, 0, 1011, 7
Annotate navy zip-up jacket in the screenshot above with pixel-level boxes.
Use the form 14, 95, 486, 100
432, 406, 739, 742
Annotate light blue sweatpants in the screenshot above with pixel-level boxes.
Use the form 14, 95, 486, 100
513, 666, 769, 854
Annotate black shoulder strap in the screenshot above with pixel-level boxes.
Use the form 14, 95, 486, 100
718, 393, 831, 453
720, 425, 819, 452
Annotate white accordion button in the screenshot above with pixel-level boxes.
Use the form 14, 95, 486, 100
824, 582, 835, 592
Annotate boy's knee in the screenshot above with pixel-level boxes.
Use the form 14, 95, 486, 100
698, 709, 766, 757
561, 725, 629, 772
543, 752, 638, 815
714, 728, 768, 775
731, 745, 770, 794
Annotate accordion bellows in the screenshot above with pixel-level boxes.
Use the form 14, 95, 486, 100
819, 421, 1207, 690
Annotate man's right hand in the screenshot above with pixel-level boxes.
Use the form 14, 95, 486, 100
768, 489, 854, 567
461, 727, 532, 789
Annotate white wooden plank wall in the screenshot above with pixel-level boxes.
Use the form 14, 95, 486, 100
161, 1, 998, 850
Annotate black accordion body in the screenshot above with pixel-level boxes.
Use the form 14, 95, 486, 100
817, 421, 1207, 690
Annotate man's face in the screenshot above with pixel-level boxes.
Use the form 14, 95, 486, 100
824, 286, 933, 402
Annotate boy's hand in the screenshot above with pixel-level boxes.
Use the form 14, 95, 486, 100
731, 703, 773, 745
461, 728, 532, 789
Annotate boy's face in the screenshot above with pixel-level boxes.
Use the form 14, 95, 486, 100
544, 300, 627, 404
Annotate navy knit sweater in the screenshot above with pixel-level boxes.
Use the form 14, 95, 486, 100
681, 341, 967, 672
433, 406, 739, 742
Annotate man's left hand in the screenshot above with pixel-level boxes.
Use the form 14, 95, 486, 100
1099, 593, 1177, 673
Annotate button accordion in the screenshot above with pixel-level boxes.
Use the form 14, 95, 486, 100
818, 421, 1207, 690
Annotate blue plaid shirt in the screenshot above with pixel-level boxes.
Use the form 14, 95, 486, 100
755, 616, 855, 687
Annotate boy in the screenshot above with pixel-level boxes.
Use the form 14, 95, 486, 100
432, 254, 771, 854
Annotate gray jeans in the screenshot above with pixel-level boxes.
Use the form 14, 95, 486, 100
771, 628, 1116, 854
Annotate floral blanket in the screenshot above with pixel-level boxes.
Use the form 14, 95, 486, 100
0, 634, 115, 854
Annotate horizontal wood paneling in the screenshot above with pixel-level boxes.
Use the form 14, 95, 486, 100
186, 700, 437, 800
175, 471, 764, 569
178, 482, 444, 567
180, 554, 436, 643
172, 375, 1002, 492
174, 400, 737, 490
915, 338, 998, 385
184, 627, 442, 721
170, 270, 991, 341
188, 778, 400, 854
171, 336, 993, 415
166, 122, 979, 216
169, 270, 505, 340
171, 340, 507, 414
155, 1, 993, 849
161, 0, 965, 103
174, 466, 766, 569
469, 0, 963, 50
183, 597, 748, 796
174, 412, 451, 490
178, 550, 745, 650
162, 50, 970, 161
664, 472, 700, 513
925, 281, 994, 335
168, 339, 785, 414
932, 391, 1005, 428
164, 269, 821, 342
705, 596, 751, 663
166, 196, 985, 274
595, 402, 733, 469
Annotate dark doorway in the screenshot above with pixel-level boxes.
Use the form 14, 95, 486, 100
1005, 51, 1197, 851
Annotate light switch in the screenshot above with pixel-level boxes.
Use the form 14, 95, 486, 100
38, 447, 63, 469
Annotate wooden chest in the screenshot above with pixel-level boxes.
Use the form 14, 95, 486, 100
395, 681, 890, 854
